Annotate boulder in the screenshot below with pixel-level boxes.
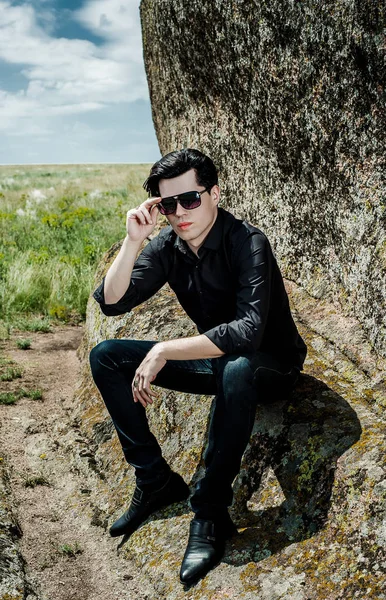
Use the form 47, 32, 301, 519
75, 0, 386, 595
74, 239, 386, 598
140, 0, 385, 359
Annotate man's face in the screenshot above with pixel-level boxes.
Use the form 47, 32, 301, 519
158, 169, 220, 252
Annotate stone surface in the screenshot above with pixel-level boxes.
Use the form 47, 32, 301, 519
74, 237, 385, 597
72, 1, 386, 594
140, 0, 385, 358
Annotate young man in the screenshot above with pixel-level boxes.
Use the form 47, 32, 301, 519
89, 148, 307, 588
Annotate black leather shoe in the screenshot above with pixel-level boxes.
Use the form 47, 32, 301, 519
109, 471, 190, 538
179, 517, 237, 588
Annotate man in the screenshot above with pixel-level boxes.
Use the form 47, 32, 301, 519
89, 148, 307, 588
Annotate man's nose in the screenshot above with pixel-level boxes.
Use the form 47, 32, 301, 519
175, 200, 187, 217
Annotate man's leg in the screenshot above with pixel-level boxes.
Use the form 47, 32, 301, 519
180, 351, 299, 588
89, 337, 217, 538
189, 350, 299, 518
89, 338, 217, 488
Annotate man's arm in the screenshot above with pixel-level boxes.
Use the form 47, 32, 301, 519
154, 334, 225, 360
103, 235, 143, 304
93, 197, 168, 316
132, 333, 224, 407
93, 232, 168, 316
202, 232, 272, 355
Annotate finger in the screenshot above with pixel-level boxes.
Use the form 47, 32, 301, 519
140, 382, 155, 404
139, 206, 152, 224
144, 196, 162, 205
138, 376, 154, 405
132, 384, 139, 402
150, 204, 160, 223
127, 208, 146, 225
147, 379, 158, 398
134, 388, 147, 408
132, 374, 141, 402
134, 207, 147, 225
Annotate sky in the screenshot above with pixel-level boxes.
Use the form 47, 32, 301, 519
0, 0, 161, 164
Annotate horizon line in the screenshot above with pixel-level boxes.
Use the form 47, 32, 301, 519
0, 162, 154, 166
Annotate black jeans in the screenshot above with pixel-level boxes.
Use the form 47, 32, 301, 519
89, 339, 299, 520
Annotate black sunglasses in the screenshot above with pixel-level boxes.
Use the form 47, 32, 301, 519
157, 187, 211, 215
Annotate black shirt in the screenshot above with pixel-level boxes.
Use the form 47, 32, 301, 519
93, 207, 307, 371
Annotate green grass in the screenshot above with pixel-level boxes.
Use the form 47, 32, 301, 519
0, 164, 152, 329
0, 392, 18, 405
26, 388, 43, 400
0, 365, 23, 381
0, 387, 43, 404
0, 357, 15, 367
16, 338, 32, 349
57, 542, 83, 557
13, 317, 52, 333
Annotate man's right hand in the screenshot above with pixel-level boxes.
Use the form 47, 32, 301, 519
126, 197, 162, 243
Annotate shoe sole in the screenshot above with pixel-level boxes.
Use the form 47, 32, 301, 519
109, 486, 190, 538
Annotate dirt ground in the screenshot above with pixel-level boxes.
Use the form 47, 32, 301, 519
0, 324, 156, 600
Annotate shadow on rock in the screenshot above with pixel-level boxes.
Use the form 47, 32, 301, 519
223, 373, 362, 565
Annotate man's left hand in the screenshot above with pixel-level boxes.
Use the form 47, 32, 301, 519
132, 345, 166, 408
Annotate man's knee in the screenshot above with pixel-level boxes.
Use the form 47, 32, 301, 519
89, 339, 121, 375
217, 354, 255, 394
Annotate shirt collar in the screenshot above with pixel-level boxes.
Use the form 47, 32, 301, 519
173, 207, 224, 255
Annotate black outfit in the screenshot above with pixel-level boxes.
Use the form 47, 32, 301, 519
89, 206, 307, 520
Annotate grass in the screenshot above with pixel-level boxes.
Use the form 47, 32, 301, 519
16, 338, 32, 349
57, 542, 83, 557
0, 392, 18, 405
24, 388, 43, 400
0, 387, 43, 404
0, 365, 23, 381
0, 163, 152, 331
13, 317, 52, 333
0, 357, 15, 367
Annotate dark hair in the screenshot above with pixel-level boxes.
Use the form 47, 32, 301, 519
143, 148, 218, 197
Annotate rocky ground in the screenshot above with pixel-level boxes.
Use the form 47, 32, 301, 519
0, 324, 156, 600
1, 300, 385, 599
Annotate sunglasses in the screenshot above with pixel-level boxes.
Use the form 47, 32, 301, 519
157, 187, 211, 215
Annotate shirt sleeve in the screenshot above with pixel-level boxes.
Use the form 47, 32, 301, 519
203, 232, 272, 354
92, 234, 168, 316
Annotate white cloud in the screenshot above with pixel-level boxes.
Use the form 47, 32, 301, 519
74, 0, 139, 42
0, 0, 148, 133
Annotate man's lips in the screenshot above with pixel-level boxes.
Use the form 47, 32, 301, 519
178, 222, 192, 228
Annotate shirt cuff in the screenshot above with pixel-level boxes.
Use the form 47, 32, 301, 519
203, 325, 243, 355
92, 276, 136, 316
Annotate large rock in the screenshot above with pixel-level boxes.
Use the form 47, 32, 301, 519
73, 238, 386, 598
140, 0, 385, 359
74, 1, 386, 595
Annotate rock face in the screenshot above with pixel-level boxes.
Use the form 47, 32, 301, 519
77, 237, 386, 598
140, 0, 385, 359
75, 1, 386, 596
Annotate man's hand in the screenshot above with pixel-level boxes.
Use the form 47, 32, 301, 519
132, 345, 166, 408
126, 196, 162, 243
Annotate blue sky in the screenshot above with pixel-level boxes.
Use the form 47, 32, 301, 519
0, 0, 161, 164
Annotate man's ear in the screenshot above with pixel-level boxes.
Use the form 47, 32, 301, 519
211, 185, 220, 206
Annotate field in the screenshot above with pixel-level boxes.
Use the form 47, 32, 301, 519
0, 163, 152, 337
